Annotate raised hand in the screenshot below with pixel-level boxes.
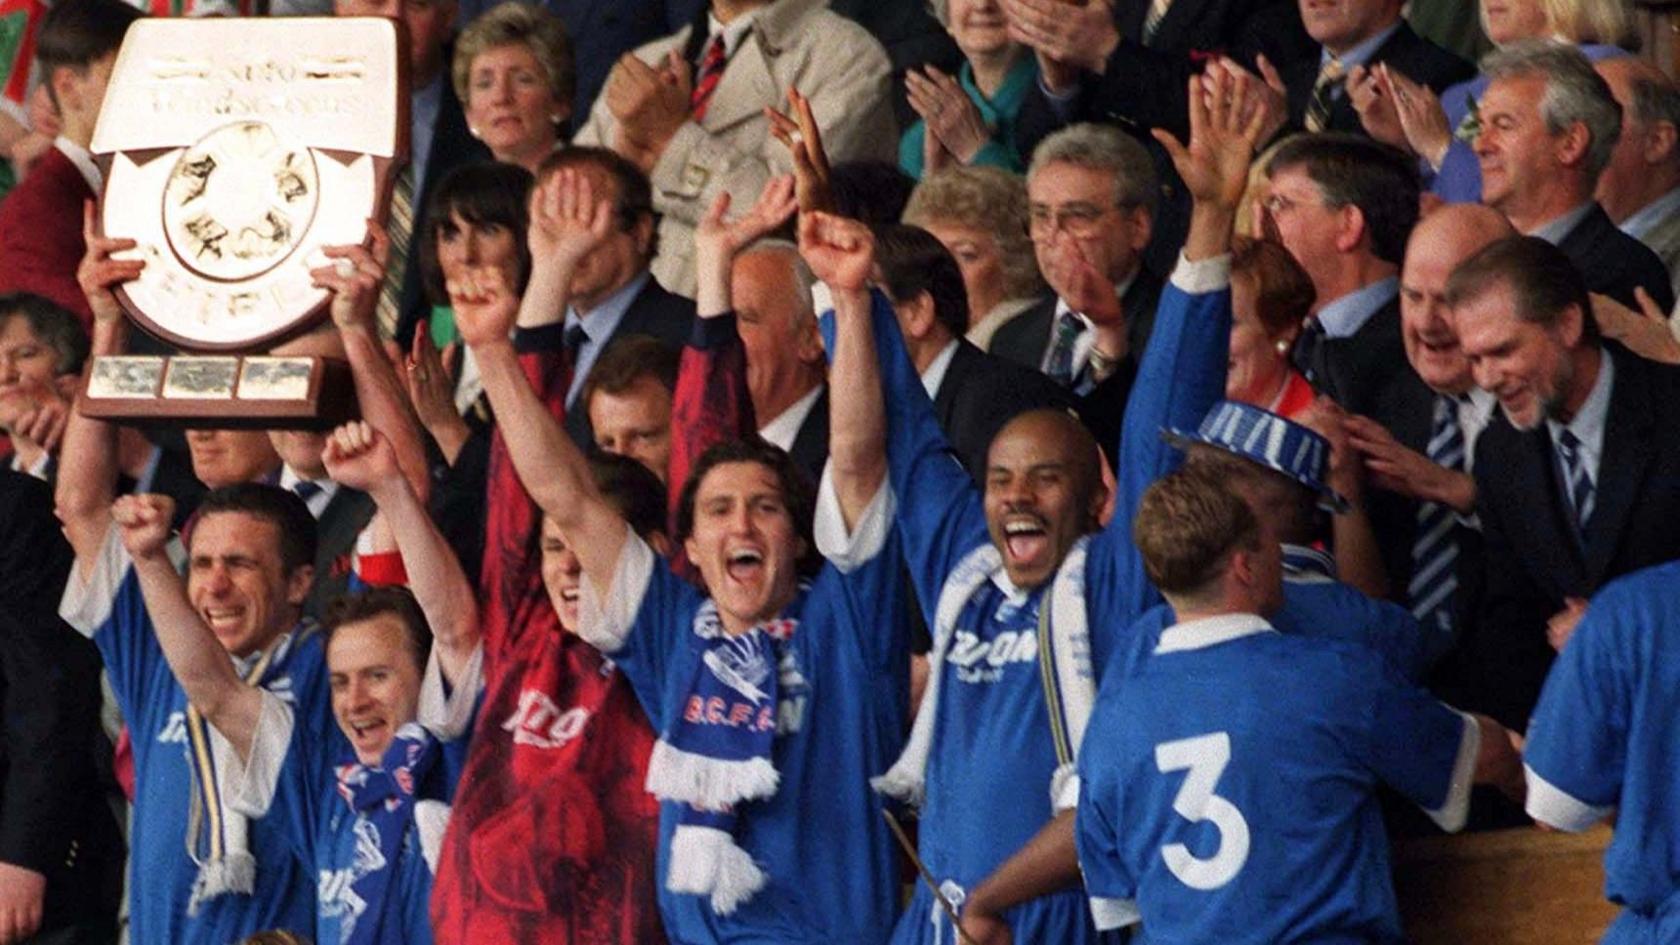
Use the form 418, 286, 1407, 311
321, 420, 400, 496
1155, 65, 1270, 212
1379, 65, 1451, 167
766, 87, 835, 215
528, 166, 617, 268
1000, 0, 1118, 76
1347, 63, 1407, 150
797, 212, 875, 293
907, 66, 991, 164
604, 50, 691, 169
76, 200, 144, 328
696, 175, 798, 260
309, 220, 389, 332
112, 493, 176, 562
448, 263, 521, 348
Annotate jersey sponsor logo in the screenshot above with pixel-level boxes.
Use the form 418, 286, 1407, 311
945, 629, 1039, 684
501, 689, 594, 750
156, 711, 188, 745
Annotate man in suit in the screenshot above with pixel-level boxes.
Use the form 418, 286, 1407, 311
876, 224, 1076, 481
1595, 57, 1680, 303
1475, 42, 1674, 313
0, 0, 138, 330
1448, 235, 1680, 731
573, 0, 897, 298
731, 239, 828, 484
0, 469, 123, 945
992, 123, 1160, 459
335, 0, 493, 344
583, 333, 680, 482
1266, 133, 1417, 415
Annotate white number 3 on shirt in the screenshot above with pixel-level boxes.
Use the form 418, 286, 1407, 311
1154, 732, 1250, 890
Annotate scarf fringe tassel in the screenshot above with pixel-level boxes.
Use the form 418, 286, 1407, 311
667, 825, 767, 915
187, 852, 256, 915
646, 739, 780, 809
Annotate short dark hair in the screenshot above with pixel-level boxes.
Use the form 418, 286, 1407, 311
875, 223, 970, 340
1443, 235, 1600, 343
829, 160, 917, 226
674, 438, 819, 576
538, 146, 657, 257
1266, 132, 1421, 265
1134, 467, 1261, 597
590, 451, 668, 540
323, 586, 433, 672
37, 0, 139, 77
0, 292, 90, 374
186, 483, 318, 575
582, 334, 679, 409
420, 162, 535, 307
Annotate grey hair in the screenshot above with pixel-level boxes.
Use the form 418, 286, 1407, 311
1626, 71, 1680, 141
1482, 39, 1623, 185
741, 238, 817, 314
903, 165, 1045, 299
1027, 122, 1159, 213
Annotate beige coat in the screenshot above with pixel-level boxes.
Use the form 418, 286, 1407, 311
575, 0, 897, 297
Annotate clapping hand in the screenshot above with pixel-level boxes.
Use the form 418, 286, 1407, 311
797, 212, 875, 293
113, 493, 177, 563
605, 50, 691, 170
321, 421, 400, 496
1378, 65, 1450, 166
766, 87, 835, 215
76, 201, 144, 328
448, 264, 521, 348
907, 66, 991, 165
1000, 0, 1119, 78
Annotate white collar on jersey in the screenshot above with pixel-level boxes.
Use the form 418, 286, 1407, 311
1155, 613, 1275, 655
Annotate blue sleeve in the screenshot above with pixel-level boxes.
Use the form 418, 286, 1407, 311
1086, 280, 1232, 663
1359, 654, 1470, 811
1432, 139, 1482, 203
1524, 591, 1631, 818
596, 548, 704, 735
819, 292, 991, 622
1075, 709, 1136, 900
92, 569, 168, 724
269, 719, 332, 869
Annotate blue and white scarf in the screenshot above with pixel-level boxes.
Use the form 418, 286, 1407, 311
332, 723, 440, 945
643, 597, 800, 914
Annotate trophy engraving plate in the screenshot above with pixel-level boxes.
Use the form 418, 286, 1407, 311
163, 357, 241, 399
239, 357, 314, 401
87, 357, 166, 400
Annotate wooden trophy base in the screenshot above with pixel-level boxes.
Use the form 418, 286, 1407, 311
79, 354, 357, 430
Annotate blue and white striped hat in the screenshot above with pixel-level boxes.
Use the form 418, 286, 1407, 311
1163, 400, 1350, 512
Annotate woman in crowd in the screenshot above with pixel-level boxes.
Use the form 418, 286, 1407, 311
901, 165, 1044, 349
900, 0, 1038, 178
454, 1, 575, 174
0, 292, 85, 477
1360, 0, 1636, 202
1225, 236, 1316, 418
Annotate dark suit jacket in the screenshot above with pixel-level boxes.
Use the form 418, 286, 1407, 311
1459, 342, 1680, 729
1278, 23, 1473, 135
785, 386, 829, 489
561, 276, 696, 448
0, 471, 122, 938
933, 340, 1079, 480
827, 0, 962, 130
397, 71, 493, 347
1298, 292, 1411, 417
304, 487, 377, 620
0, 147, 95, 327
1557, 203, 1676, 314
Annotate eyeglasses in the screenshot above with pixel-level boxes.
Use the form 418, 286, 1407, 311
1261, 191, 1334, 216
1028, 202, 1120, 239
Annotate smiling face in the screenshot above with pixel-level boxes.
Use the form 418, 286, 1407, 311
684, 461, 805, 635
328, 613, 424, 765
983, 412, 1102, 590
1452, 280, 1578, 430
1400, 211, 1516, 394
465, 42, 564, 167
1481, 0, 1548, 45
1261, 166, 1346, 299
540, 514, 584, 633
1298, 0, 1403, 55
1475, 75, 1563, 222
186, 512, 310, 659
947, 0, 1012, 57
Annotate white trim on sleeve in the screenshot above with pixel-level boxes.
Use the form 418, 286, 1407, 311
414, 799, 452, 874
575, 529, 656, 655
1524, 763, 1614, 832
812, 461, 896, 573
225, 690, 297, 819
418, 641, 484, 740
1421, 710, 1479, 833
58, 524, 186, 637
1089, 895, 1142, 930
1169, 252, 1232, 294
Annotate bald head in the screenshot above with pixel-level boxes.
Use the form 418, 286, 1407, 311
1595, 56, 1680, 222
983, 409, 1105, 588
1401, 204, 1516, 394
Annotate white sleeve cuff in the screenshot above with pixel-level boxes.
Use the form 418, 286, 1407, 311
1089, 895, 1142, 930
226, 690, 297, 819
1422, 710, 1479, 833
1169, 252, 1232, 294
813, 462, 896, 573
575, 530, 656, 655
418, 641, 484, 740
1524, 764, 1614, 832
414, 799, 452, 874
59, 524, 130, 637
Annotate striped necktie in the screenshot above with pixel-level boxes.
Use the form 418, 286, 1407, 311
376, 164, 415, 340
691, 34, 727, 121
1044, 309, 1086, 386
1141, 0, 1173, 43
1555, 428, 1595, 535
1408, 394, 1464, 635
1304, 56, 1346, 133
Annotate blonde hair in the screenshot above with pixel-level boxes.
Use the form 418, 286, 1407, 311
903, 165, 1044, 300
452, 2, 576, 111
1542, 0, 1639, 49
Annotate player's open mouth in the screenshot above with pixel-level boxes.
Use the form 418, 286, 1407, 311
558, 587, 580, 603
726, 548, 765, 583
1003, 519, 1049, 563
349, 719, 386, 743
204, 608, 245, 633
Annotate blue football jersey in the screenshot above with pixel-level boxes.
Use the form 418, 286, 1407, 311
1525, 561, 1680, 942
1078, 616, 1474, 944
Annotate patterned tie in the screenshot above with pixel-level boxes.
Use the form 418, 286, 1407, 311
376, 164, 415, 340
1291, 316, 1326, 386
1555, 428, 1595, 535
1408, 395, 1464, 635
691, 34, 727, 121
1044, 309, 1086, 386
1304, 56, 1346, 133
1141, 0, 1173, 43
